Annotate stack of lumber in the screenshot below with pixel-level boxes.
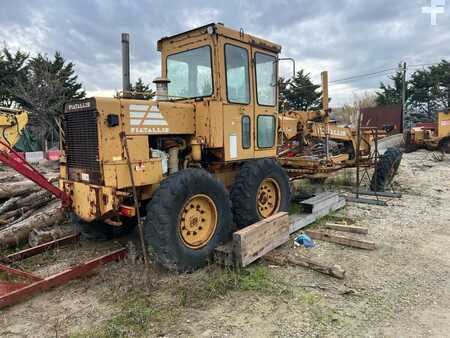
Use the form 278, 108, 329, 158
0, 168, 64, 249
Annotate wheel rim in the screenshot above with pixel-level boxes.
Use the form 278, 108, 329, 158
178, 194, 218, 249
257, 178, 281, 218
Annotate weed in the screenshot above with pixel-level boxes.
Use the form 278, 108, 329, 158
71, 296, 159, 338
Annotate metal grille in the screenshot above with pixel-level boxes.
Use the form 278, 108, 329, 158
64, 109, 102, 184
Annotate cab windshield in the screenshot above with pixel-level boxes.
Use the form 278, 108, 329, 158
167, 46, 213, 99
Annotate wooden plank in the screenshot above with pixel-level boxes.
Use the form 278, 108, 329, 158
289, 197, 346, 235
214, 243, 234, 267
323, 223, 369, 235
314, 197, 346, 218
289, 213, 316, 234
305, 230, 376, 250
233, 212, 290, 267
301, 192, 339, 213
264, 252, 345, 279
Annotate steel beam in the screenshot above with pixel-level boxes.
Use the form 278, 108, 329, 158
0, 248, 127, 309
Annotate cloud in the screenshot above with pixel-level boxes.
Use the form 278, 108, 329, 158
0, 0, 449, 106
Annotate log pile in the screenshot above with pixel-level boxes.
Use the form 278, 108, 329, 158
0, 167, 65, 249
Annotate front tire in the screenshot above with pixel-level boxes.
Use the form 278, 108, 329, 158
231, 159, 290, 229
144, 169, 233, 271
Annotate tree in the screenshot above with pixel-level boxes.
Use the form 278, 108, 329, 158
375, 71, 405, 106
278, 76, 290, 111
118, 78, 155, 100
339, 92, 377, 126
279, 70, 323, 111
376, 60, 450, 123
13, 52, 85, 150
0, 48, 29, 107
408, 60, 450, 122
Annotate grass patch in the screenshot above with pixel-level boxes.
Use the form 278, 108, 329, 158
178, 265, 289, 308
324, 169, 355, 187
71, 295, 160, 338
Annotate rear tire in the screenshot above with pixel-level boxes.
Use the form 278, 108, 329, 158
144, 169, 233, 271
439, 139, 450, 154
370, 148, 403, 192
231, 159, 290, 229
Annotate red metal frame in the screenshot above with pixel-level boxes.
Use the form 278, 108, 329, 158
0, 234, 127, 309
0, 140, 70, 207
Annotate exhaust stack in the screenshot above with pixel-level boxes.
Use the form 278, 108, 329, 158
121, 33, 131, 93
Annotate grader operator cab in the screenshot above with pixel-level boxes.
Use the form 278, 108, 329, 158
60, 23, 290, 271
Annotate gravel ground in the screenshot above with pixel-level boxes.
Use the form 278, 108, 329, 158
0, 150, 449, 337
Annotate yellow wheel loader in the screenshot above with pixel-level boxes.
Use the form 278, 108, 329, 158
60, 23, 291, 271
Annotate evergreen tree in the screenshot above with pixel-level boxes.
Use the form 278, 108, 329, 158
13, 52, 85, 149
0, 48, 29, 107
375, 71, 405, 106
279, 70, 322, 111
130, 78, 155, 100
117, 78, 155, 100
376, 60, 450, 123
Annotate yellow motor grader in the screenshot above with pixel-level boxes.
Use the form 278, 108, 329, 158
277, 74, 387, 178
405, 111, 450, 153
59, 23, 291, 271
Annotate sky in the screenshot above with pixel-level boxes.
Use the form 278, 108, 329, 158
0, 0, 449, 106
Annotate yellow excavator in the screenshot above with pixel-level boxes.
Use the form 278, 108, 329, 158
0, 107, 28, 150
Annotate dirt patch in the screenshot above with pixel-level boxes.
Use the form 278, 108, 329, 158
1, 150, 449, 337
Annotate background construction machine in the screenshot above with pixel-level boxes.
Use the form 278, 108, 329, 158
0, 107, 28, 151
405, 110, 450, 153
277, 72, 402, 193
60, 23, 291, 271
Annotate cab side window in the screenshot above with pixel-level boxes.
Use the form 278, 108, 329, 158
225, 44, 250, 104
255, 52, 276, 106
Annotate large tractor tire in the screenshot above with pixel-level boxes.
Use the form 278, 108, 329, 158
231, 159, 290, 229
370, 148, 403, 192
439, 138, 450, 154
144, 169, 233, 271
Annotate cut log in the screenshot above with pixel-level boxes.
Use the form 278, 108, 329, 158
323, 223, 369, 235
0, 201, 64, 249
28, 226, 75, 247
0, 196, 20, 214
9, 208, 36, 225
264, 252, 346, 279
0, 173, 23, 183
0, 181, 42, 199
305, 230, 376, 250
14, 190, 53, 209
233, 212, 290, 267
0, 196, 54, 221
0, 174, 58, 199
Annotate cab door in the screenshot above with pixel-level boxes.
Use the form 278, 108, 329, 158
250, 48, 278, 158
221, 38, 254, 161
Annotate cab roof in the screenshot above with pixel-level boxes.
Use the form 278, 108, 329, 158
157, 23, 281, 54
